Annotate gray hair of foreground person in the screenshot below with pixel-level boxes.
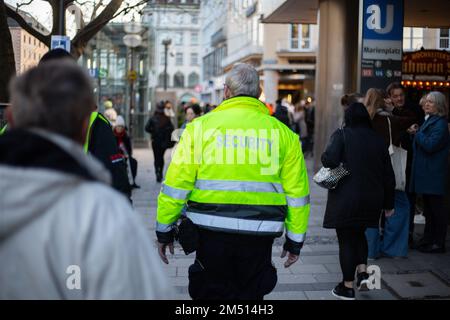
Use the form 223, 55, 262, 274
225, 63, 261, 99
427, 91, 448, 117
9, 59, 95, 144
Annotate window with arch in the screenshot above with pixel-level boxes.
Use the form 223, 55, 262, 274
174, 72, 185, 88
158, 72, 169, 87
188, 72, 200, 88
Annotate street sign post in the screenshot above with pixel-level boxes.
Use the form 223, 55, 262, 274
51, 35, 71, 53
358, 0, 404, 93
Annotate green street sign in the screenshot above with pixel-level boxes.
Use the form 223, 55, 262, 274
99, 68, 108, 79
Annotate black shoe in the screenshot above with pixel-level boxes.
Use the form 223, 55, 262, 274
132, 183, 141, 189
332, 282, 355, 300
419, 244, 446, 254
356, 272, 370, 291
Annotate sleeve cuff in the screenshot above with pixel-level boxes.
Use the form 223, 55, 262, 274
283, 235, 304, 255
156, 230, 175, 244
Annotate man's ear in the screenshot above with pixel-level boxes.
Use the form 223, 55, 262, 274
5, 106, 14, 128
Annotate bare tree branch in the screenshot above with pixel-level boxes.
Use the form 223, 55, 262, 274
71, 0, 123, 58
6, 4, 50, 45
112, 0, 149, 19
91, 0, 104, 21
16, 0, 34, 9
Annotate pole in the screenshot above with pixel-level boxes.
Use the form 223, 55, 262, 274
58, 0, 65, 35
164, 42, 168, 91
129, 48, 134, 138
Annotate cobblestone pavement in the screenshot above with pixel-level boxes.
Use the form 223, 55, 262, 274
132, 147, 450, 300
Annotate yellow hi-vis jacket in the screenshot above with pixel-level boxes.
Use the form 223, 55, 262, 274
156, 96, 310, 252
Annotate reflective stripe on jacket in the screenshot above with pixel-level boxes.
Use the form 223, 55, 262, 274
156, 96, 310, 245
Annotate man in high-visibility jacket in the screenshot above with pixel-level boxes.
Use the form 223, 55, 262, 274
156, 63, 310, 300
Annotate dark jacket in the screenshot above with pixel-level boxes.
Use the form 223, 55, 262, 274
273, 103, 290, 127
89, 114, 131, 197
371, 110, 416, 147
410, 115, 450, 196
145, 110, 174, 149
321, 103, 395, 229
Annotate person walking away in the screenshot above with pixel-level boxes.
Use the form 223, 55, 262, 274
145, 102, 175, 183
304, 100, 315, 157
321, 102, 395, 300
0, 60, 172, 299
292, 103, 309, 152
113, 115, 140, 189
386, 83, 424, 245
364, 88, 417, 259
156, 63, 311, 300
409, 91, 450, 253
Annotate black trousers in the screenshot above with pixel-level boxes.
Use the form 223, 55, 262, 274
188, 229, 277, 300
336, 228, 368, 282
422, 194, 448, 247
151, 141, 167, 176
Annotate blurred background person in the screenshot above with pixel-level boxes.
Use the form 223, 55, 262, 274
386, 82, 424, 247
181, 104, 202, 129
364, 88, 417, 259
409, 91, 450, 253
145, 101, 175, 183
292, 102, 309, 152
113, 115, 140, 189
103, 100, 118, 126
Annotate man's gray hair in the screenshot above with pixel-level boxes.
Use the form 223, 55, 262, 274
10, 59, 95, 141
225, 63, 261, 98
427, 91, 448, 117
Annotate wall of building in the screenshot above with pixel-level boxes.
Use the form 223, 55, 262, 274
9, 28, 48, 74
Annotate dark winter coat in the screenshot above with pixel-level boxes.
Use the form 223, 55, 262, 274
410, 115, 450, 196
89, 114, 131, 198
321, 103, 395, 229
145, 110, 175, 149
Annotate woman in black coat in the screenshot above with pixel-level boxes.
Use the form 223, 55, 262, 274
145, 102, 175, 183
321, 103, 395, 300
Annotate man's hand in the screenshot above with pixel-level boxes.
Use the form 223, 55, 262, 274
280, 250, 299, 268
157, 241, 174, 264
407, 124, 419, 135
385, 209, 395, 218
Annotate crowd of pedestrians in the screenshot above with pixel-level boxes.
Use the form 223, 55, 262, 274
0, 50, 449, 301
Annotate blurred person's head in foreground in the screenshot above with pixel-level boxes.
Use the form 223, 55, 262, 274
8, 59, 95, 145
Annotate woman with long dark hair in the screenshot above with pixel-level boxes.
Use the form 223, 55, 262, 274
321, 103, 395, 300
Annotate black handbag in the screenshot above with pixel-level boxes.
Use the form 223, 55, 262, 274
175, 217, 199, 255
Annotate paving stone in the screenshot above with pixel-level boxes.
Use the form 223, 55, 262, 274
288, 264, 329, 275
323, 263, 341, 273
304, 290, 337, 300
277, 274, 317, 284
382, 272, 450, 299
300, 255, 340, 264
358, 289, 397, 300
266, 291, 308, 300
313, 273, 342, 283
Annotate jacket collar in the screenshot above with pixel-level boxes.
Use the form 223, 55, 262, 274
0, 128, 111, 184
213, 96, 269, 115
420, 115, 443, 131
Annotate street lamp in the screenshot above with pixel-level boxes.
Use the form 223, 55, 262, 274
162, 38, 172, 91
123, 22, 143, 139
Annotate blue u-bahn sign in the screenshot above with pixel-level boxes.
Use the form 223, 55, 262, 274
359, 0, 404, 93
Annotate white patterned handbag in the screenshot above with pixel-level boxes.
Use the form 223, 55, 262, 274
313, 129, 350, 190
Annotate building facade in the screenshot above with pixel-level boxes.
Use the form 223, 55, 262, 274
143, 0, 202, 109
7, 8, 49, 73
199, 0, 318, 106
